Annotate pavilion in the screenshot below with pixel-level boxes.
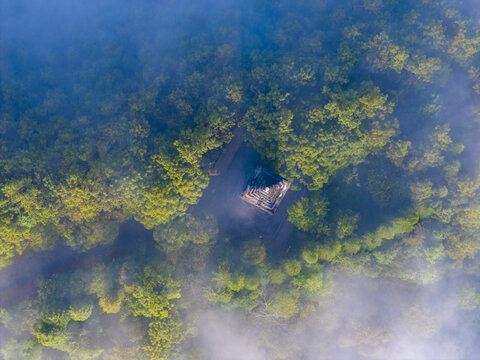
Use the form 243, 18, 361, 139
240, 167, 291, 215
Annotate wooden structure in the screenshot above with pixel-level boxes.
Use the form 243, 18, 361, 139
240, 167, 291, 215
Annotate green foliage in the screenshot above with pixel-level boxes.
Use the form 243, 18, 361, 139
128, 267, 181, 319
241, 239, 267, 266
279, 83, 397, 190
3, 0, 480, 358
227, 272, 245, 292
362, 211, 419, 250
283, 259, 302, 276
268, 267, 287, 285
208, 265, 249, 303
35, 312, 71, 349
69, 220, 119, 251
0, 339, 43, 360
153, 214, 217, 253
86, 263, 126, 314
144, 315, 184, 360
367, 32, 409, 73
268, 291, 299, 319
448, 23, 480, 64
98, 292, 125, 314
458, 285, 480, 310
318, 241, 342, 262
406, 55, 442, 82
365, 159, 404, 207
291, 269, 324, 295
302, 242, 319, 264
205, 287, 234, 304
135, 153, 210, 229
423, 243, 445, 265
55, 176, 105, 224
453, 204, 480, 233
444, 234, 480, 263
244, 275, 260, 291
288, 194, 329, 233
68, 301, 93, 322
373, 247, 400, 265
0, 307, 12, 327
323, 83, 394, 129
336, 211, 359, 239
342, 238, 362, 255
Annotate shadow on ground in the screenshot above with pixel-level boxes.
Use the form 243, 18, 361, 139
193, 129, 302, 253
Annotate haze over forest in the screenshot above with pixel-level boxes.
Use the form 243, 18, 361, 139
2, 0, 480, 359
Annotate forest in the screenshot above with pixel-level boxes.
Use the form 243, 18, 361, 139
2, 0, 480, 358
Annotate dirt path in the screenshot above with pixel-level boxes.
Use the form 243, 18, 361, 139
0, 221, 151, 306
213, 126, 246, 175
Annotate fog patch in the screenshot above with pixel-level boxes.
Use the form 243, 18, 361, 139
194, 311, 267, 360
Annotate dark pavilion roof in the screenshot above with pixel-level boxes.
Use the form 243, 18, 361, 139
240, 167, 291, 215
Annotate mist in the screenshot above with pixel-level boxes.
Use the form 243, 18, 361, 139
2, 0, 480, 359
